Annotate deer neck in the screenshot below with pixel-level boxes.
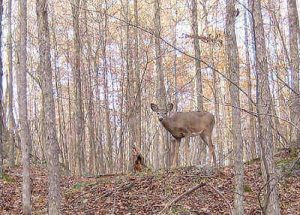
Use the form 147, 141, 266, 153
161, 118, 172, 131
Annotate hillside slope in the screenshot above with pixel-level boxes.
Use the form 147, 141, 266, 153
1, 151, 300, 215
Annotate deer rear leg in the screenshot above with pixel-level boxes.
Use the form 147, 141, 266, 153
203, 135, 216, 167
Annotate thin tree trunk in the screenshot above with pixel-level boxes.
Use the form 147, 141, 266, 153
252, 1, 280, 214
6, 0, 16, 167
52, 27, 69, 170
287, 0, 300, 147
172, 3, 179, 167
191, 0, 206, 166
18, 0, 32, 213
71, 0, 84, 175
102, 1, 113, 172
154, 0, 168, 168
82, 1, 96, 175
134, 0, 142, 152
244, 8, 256, 160
36, 0, 61, 213
124, 0, 135, 172
225, 0, 244, 213
0, 0, 3, 176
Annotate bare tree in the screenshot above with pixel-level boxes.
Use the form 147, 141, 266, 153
36, 0, 61, 213
17, 0, 32, 213
0, 0, 3, 176
154, 0, 168, 168
225, 0, 244, 213
134, 0, 142, 152
252, 0, 280, 214
287, 0, 300, 147
243, 7, 256, 160
7, 0, 16, 167
190, 0, 205, 166
71, 0, 85, 175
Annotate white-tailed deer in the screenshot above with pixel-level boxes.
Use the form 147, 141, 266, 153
151, 103, 216, 167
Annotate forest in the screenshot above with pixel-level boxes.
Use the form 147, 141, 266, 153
0, 0, 300, 214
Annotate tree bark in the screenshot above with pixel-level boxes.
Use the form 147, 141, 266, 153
0, 0, 3, 176
71, 0, 84, 175
134, 0, 142, 152
154, 0, 168, 168
102, 1, 113, 172
225, 0, 244, 214
244, 8, 256, 160
36, 0, 61, 213
287, 0, 300, 147
191, 0, 206, 166
18, 0, 32, 213
252, 1, 280, 214
6, 0, 16, 167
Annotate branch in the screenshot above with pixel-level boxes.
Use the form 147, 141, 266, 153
68, 0, 256, 106
158, 182, 206, 215
206, 183, 233, 215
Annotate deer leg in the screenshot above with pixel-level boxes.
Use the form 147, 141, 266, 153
172, 138, 180, 168
203, 135, 217, 167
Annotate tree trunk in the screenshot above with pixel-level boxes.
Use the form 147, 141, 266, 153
82, 0, 96, 175
244, 8, 256, 160
36, 0, 61, 213
18, 0, 32, 213
6, 0, 16, 167
287, 0, 300, 147
71, 0, 84, 175
0, 0, 3, 176
252, 1, 280, 214
125, 0, 135, 172
102, 2, 113, 172
134, 0, 142, 152
225, 0, 244, 214
52, 27, 69, 170
154, 0, 168, 168
190, 0, 206, 166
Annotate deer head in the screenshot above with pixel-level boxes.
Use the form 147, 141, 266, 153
150, 103, 173, 121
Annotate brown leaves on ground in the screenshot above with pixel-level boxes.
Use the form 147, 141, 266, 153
1, 155, 300, 215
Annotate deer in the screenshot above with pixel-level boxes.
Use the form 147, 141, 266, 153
150, 103, 216, 167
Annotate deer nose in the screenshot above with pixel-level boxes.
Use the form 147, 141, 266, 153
159, 118, 163, 121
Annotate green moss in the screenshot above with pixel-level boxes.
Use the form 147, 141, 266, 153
244, 184, 252, 193
170, 205, 189, 214
276, 158, 295, 168
245, 157, 260, 165
290, 147, 299, 158
72, 182, 96, 190
0, 173, 16, 183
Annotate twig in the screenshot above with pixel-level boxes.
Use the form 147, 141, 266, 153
206, 183, 233, 215
69, 182, 100, 204
158, 182, 206, 215
98, 182, 134, 200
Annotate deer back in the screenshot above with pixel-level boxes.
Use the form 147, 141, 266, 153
161, 111, 214, 139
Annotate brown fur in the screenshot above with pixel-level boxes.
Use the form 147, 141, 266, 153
151, 103, 216, 167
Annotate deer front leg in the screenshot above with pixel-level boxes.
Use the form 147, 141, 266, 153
172, 138, 180, 168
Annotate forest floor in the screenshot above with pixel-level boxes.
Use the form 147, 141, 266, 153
1, 149, 300, 215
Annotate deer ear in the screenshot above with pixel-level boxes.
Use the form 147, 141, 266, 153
167, 103, 174, 111
150, 103, 158, 112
